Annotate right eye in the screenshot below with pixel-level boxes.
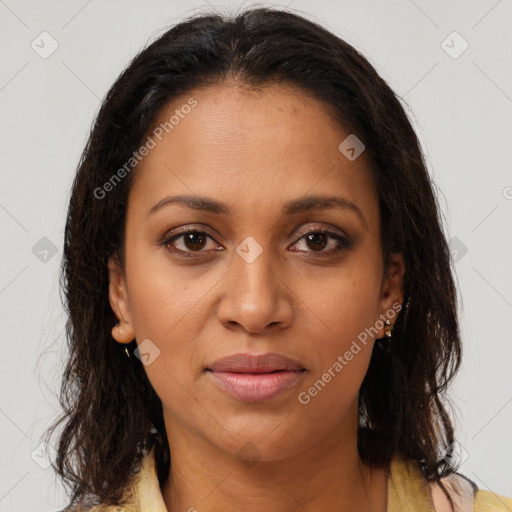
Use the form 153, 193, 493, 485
160, 229, 224, 257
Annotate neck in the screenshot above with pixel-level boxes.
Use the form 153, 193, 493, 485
161, 406, 388, 512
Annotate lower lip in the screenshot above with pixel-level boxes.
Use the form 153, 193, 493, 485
206, 370, 305, 403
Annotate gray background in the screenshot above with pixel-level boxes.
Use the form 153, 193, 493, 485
1, 0, 511, 510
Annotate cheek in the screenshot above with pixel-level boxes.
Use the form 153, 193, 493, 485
124, 251, 212, 397
292, 259, 382, 403
294, 259, 382, 352
125, 245, 211, 339
293, 299, 377, 441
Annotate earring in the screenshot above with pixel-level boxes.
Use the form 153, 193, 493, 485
114, 321, 131, 359
384, 319, 393, 339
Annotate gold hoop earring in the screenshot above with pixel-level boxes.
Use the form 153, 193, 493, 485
114, 321, 132, 359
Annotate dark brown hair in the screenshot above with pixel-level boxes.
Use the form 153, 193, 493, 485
45, 6, 463, 510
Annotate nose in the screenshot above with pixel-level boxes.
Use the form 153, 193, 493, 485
216, 242, 295, 334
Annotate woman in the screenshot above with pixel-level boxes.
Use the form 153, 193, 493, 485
47, 6, 512, 512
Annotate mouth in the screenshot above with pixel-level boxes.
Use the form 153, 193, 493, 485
205, 368, 306, 403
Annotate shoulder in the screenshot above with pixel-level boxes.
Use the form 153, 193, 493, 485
430, 470, 512, 512
388, 453, 512, 512
474, 489, 512, 511
53, 448, 160, 512
429, 472, 476, 512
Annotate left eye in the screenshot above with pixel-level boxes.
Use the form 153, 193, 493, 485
160, 229, 349, 256
290, 230, 348, 254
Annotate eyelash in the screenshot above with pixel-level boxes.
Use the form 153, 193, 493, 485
158, 226, 351, 258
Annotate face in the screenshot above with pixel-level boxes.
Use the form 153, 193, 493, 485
109, 83, 404, 463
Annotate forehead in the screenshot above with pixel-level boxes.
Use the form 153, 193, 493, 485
128, 82, 378, 229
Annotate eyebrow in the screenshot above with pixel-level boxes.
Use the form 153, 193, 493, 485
148, 194, 368, 228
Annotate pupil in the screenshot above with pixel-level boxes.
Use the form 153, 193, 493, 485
307, 233, 327, 251
185, 232, 206, 251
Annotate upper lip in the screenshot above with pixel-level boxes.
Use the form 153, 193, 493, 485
206, 353, 305, 373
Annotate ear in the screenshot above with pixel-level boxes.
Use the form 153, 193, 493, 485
108, 256, 135, 345
376, 252, 405, 338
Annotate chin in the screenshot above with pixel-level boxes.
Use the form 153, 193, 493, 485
208, 425, 314, 466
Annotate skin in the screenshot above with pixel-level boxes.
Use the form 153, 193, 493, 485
109, 82, 405, 512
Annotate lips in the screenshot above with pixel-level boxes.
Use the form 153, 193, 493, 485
206, 352, 305, 373
205, 353, 306, 402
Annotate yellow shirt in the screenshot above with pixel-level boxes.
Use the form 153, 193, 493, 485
63, 448, 512, 511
